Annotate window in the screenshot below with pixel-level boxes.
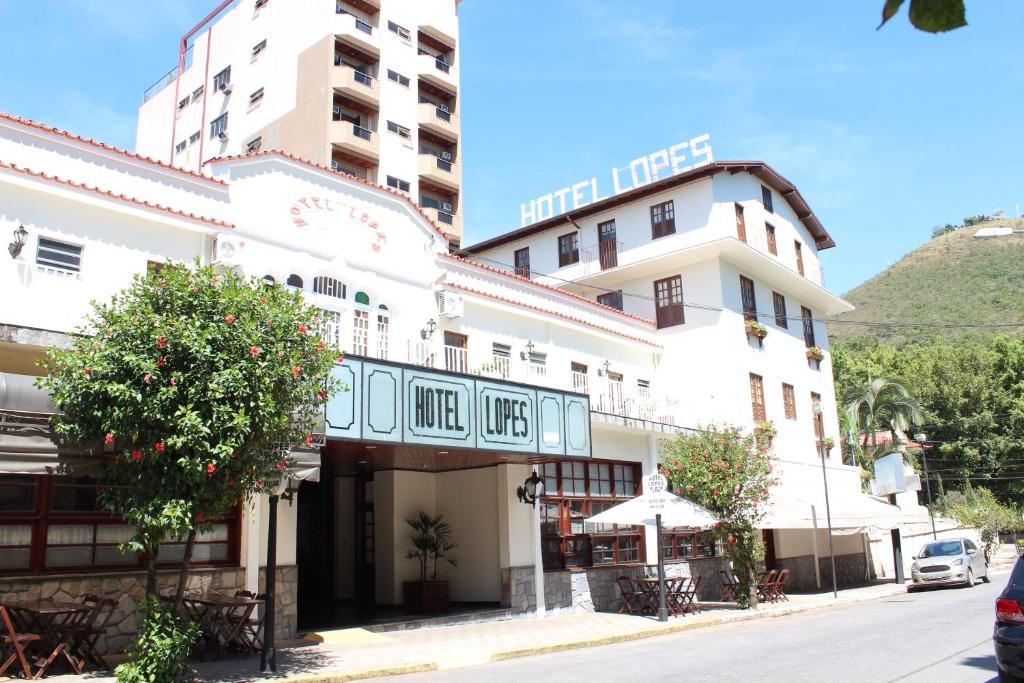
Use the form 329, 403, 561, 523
739, 276, 757, 321
773, 292, 788, 328
252, 39, 267, 57
0, 475, 238, 574
782, 383, 796, 420
36, 238, 82, 273
795, 241, 805, 276
488, 343, 511, 378
213, 66, 232, 92
749, 373, 766, 422
319, 308, 342, 348
248, 87, 264, 106
571, 362, 589, 393
801, 306, 816, 347
386, 175, 410, 193
653, 275, 684, 328
353, 309, 370, 356
386, 121, 411, 139
177, 97, 189, 111
597, 220, 618, 269
735, 203, 746, 242
189, 131, 200, 145
286, 274, 303, 289
661, 530, 721, 561
386, 69, 410, 87
191, 87, 204, 102
246, 137, 262, 153
527, 351, 548, 379
597, 290, 623, 311
387, 20, 411, 40
376, 306, 389, 359
811, 391, 824, 452
175, 140, 186, 154
650, 200, 675, 238
539, 460, 643, 569
313, 276, 346, 299
766, 224, 777, 255
761, 185, 774, 213
443, 331, 467, 373
514, 247, 530, 278
558, 232, 579, 267
210, 113, 229, 139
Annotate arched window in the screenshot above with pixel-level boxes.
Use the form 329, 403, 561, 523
286, 274, 303, 289
262, 275, 275, 284
313, 276, 346, 299
376, 304, 390, 360
352, 292, 370, 356
354, 291, 370, 306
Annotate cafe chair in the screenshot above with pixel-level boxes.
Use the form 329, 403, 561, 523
68, 594, 118, 669
230, 591, 267, 653
616, 577, 644, 615
0, 605, 41, 679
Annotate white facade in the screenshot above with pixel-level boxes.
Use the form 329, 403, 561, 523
136, 0, 464, 239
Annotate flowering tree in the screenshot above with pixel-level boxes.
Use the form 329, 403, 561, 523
660, 424, 777, 607
39, 262, 343, 603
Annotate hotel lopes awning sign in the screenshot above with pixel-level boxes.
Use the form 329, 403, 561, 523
325, 358, 591, 457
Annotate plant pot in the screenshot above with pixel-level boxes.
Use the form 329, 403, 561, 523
403, 580, 450, 613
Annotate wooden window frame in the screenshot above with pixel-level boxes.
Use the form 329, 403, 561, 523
596, 290, 623, 311
749, 373, 766, 422
735, 203, 746, 242
795, 241, 805, 276
801, 306, 816, 348
661, 530, 721, 562
514, 247, 531, 278
766, 224, 777, 255
772, 292, 788, 328
739, 276, 757, 321
761, 185, 774, 213
650, 200, 676, 239
653, 275, 685, 329
782, 383, 797, 420
558, 232, 580, 267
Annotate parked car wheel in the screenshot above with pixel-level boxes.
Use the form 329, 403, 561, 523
999, 669, 1024, 683
965, 568, 975, 588
983, 567, 992, 584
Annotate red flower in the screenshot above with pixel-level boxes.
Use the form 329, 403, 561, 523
304, 434, 313, 446
316, 340, 325, 352
259, 295, 267, 304
169, 377, 177, 386
224, 314, 235, 324
154, 442, 165, 453
131, 449, 142, 460
291, 365, 301, 379
156, 337, 167, 348
210, 275, 218, 284
206, 463, 217, 474
83, 367, 92, 375
685, 485, 693, 493
335, 354, 344, 364
104, 433, 114, 444
265, 319, 273, 326
298, 324, 309, 335
228, 479, 236, 488
157, 357, 167, 367
250, 346, 262, 357
277, 460, 287, 471
196, 512, 205, 522
144, 373, 151, 384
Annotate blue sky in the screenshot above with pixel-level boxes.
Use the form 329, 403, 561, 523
0, 1, 1021, 294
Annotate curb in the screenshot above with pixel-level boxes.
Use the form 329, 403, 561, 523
231, 661, 439, 683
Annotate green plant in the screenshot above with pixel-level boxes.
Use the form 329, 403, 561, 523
404, 511, 458, 581
822, 437, 836, 451
844, 377, 924, 453
114, 597, 200, 683
937, 486, 1018, 562
660, 424, 777, 608
806, 346, 825, 361
38, 262, 345, 603
744, 320, 768, 338
753, 420, 777, 448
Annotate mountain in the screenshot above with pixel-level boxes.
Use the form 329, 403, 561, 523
829, 219, 1024, 343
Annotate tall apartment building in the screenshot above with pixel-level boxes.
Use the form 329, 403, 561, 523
136, 0, 465, 242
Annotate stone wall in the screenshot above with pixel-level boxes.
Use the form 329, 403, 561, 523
776, 553, 868, 592
0, 565, 297, 655
502, 557, 731, 615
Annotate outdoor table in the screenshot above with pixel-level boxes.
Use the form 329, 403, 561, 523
634, 578, 663, 616
1, 599, 91, 677
180, 592, 262, 657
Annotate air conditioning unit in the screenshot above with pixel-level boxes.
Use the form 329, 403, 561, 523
440, 202, 454, 213
210, 234, 245, 269
218, 131, 229, 141
437, 291, 463, 319
440, 151, 452, 161
438, 104, 450, 113
219, 82, 233, 94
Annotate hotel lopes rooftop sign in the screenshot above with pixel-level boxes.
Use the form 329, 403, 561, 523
520, 134, 713, 228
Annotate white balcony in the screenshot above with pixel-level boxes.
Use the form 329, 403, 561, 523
744, 234, 824, 287
417, 102, 458, 142
331, 63, 379, 107
416, 52, 457, 94
418, 154, 460, 193
334, 13, 379, 57
580, 240, 623, 275
329, 121, 379, 163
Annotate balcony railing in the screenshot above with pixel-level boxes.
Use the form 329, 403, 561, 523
418, 48, 451, 73
444, 344, 468, 373
352, 124, 373, 140
581, 240, 623, 274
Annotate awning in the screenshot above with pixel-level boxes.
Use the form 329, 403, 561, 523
586, 491, 718, 528
287, 447, 322, 483
0, 372, 99, 475
760, 489, 929, 535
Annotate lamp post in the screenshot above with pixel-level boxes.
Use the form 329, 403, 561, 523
8, 225, 28, 259
261, 477, 299, 673
517, 469, 546, 619
914, 433, 938, 540
814, 401, 838, 598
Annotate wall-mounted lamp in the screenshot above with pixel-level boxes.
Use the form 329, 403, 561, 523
516, 472, 544, 507
596, 360, 612, 377
519, 340, 535, 361
420, 318, 437, 340
8, 225, 28, 259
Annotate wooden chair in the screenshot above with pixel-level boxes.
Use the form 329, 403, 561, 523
772, 569, 790, 602
719, 570, 738, 602
755, 570, 778, 602
616, 576, 644, 615
664, 578, 686, 616
681, 575, 702, 614
67, 594, 117, 669
230, 591, 267, 652
0, 605, 41, 679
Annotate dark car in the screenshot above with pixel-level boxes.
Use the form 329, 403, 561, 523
995, 553, 1024, 682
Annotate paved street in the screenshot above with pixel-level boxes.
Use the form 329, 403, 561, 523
395, 576, 1006, 683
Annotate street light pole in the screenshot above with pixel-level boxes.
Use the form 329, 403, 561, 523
655, 513, 668, 622
260, 494, 278, 672
817, 411, 838, 598
914, 433, 938, 540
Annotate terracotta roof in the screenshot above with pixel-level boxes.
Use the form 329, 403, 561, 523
462, 160, 835, 254
0, 112, 227, 187
440, 252, 656, 326
0, 161, 235, 229
204, 150, 450, 241
444, 283, 661, 348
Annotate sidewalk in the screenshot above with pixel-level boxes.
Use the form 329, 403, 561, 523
34, 580, 922, 683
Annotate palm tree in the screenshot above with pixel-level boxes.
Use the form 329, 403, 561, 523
844, 378, 925, 455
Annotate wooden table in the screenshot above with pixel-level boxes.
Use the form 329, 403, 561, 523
634, 578, 664, 615
180, 592, 262, 657
2, 599, 91, 678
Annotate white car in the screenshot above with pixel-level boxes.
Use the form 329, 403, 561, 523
911, 538, 991, 588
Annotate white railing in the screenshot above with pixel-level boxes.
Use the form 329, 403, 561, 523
444, 344, 468, 373
35, 265, 81, 280
592, 384, 673, 424
571, 370, 589, 394
580, 240, 623, 275
407, 340, 435, 368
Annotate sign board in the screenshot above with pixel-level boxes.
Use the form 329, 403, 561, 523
325, 357, 591, 457
870, 452, 907, 496
519, 134, 713, 227
645, 473, 667, 510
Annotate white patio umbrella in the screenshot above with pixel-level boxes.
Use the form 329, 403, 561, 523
586, 474, 718, 622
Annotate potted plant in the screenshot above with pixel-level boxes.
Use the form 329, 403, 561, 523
806, 346, 825, 365
403, 511, 458, 613
744, 320, 768, 347
822, 436, 836, 452
753, 420, 777, 448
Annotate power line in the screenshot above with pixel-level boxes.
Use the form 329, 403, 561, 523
465, 255, 1024, 331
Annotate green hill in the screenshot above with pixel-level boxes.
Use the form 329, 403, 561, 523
830, 219, 1024, 343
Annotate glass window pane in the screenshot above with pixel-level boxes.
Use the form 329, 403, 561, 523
198, 524, 230, 542
95, 546, 138, 565
592, 538, 614, 564
0, 547, 29, 569
46, 546, 92, 567
47, 524, 93, 544
50, 480, 99, 512
191, 543, 228, 562
0, 524, 33, 545
0, 477, 35, 511
158, 543, 187, 562
96, 524, 134, 544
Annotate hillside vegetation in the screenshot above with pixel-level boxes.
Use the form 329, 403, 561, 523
830, 219, 1024, 343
